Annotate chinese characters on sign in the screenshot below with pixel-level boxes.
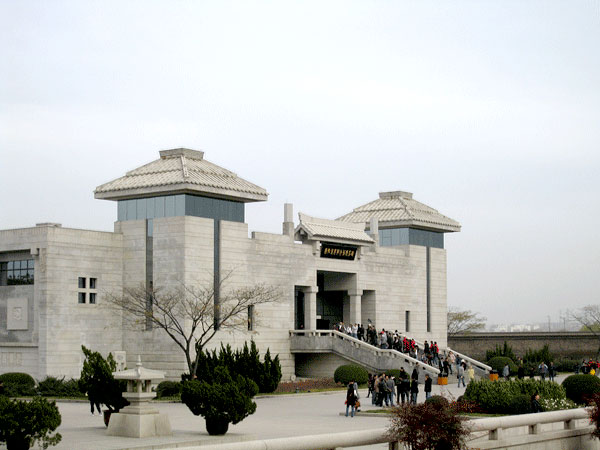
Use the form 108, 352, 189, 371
320, 243, 358, 261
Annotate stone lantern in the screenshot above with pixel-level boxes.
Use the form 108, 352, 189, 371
106, 355, 172, 438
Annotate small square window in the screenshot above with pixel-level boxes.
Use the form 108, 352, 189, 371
78, 277, 86, 289
90, 278, 97, 289
78, 292, 86, 304
89, 293, 96, 304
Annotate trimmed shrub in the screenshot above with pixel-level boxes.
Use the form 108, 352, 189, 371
507, 394, 533, 415
37, 377, 83, 397
464, 378, 565, 414
182, 366, 258, 435
0, 372, 36, 396
333, 365, 369, 385
156, 381, 181, 398
487, 356, 518, 376
555, 359, 579, 373
194, 341, 282, 393
562, 374, 600, 405
425, 395, 449, 408
0, 396, 62, 449
386, 369, 401, 380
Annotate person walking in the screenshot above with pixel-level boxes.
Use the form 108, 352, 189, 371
549, 362, 556, 382
398, 368, 410, 405
467, 364, 475, 384
345, 381, 358, 417
410, 377, 419, 404
457, 362, 466, 388
386, 375, 395, 406
538, 361, 549, 381
502, 363, 510, 380
517, 364, 525, 379
367, 374, 373, 399
448, 351, 455, 375
424, 374, 432, 400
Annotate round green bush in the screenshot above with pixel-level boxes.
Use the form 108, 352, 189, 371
156, 381, 182, 398
425, 395, 449, 408
0, 372, 36, 396
333, 365, 369, 385
507, 394, 533, 415
562, 374, 600, 405
385, 369, 401, 380
487, 357, 518, 375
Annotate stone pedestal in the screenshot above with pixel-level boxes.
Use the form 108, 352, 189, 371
106, 356, 172, 438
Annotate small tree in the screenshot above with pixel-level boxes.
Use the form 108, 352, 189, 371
387, 400, 469, 450
79, 346, 128, 413
571, 305, 600, 353
0, 396, 62, 449
181, 366, 258, 435
447, 307, 486, 336
106, 276, 280, 376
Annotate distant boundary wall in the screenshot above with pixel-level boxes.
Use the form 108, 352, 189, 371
448, 332, 600, 361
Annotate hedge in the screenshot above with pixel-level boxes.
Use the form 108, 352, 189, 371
463, 378, 565, 414
0, 372, 36, 396
37, 377, 83, 397
156, 381, 182, 398
333, 365, 369, 385
425, 395, 449, 408
562, 375, 600, 405
487, 356, 518, 376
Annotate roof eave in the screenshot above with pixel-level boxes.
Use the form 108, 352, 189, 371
94, 183, 268, 203
376, 219, 461, 233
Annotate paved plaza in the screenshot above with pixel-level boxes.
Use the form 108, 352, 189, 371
0, 374, 570, 450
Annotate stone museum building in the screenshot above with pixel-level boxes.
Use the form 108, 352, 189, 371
0, 148, 460, 380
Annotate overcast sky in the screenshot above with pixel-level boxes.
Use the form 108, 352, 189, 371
1, 1, 599, 325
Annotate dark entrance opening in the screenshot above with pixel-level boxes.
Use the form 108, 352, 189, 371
294, 289, 305, 330
316, 272, 344, 330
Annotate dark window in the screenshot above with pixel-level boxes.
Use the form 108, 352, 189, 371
78, 277, 86, 289
78, 292, 86, 304
0, 259, 34, 285
90, 278, 97, 289
405, 310, 410, 333
89, 293, 96, 304
248, 305, 255, 331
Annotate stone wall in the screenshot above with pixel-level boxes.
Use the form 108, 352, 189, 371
448, 332, 600, 361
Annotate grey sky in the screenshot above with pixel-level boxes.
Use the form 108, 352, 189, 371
1, 1, 599, 325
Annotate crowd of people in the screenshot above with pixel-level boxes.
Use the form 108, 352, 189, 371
333, 321, 473, 376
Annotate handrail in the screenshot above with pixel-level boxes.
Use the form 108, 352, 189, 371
168, 408, 592, 450
397, 332, 491, 373
290, 330, 440, 375
446, 346, 492, 372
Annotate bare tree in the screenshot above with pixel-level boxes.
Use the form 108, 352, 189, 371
105, 276, 280, 376
447, 307, 486, 336
571, 305, 600, 334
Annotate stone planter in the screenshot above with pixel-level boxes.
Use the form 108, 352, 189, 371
489, 373, 499, 381
437, 376, 448, 385
205, 418, 230, 435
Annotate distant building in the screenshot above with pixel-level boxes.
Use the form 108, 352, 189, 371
0, 148, 460, 380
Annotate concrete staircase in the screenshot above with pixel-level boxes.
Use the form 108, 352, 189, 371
289, 330, 491, 380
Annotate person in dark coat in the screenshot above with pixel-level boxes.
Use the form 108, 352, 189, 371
517, 364, 525, 379
424, 374, 432, 400
345, 381, 358, 417
531, 393, 542, 413
410, 378, 419, 404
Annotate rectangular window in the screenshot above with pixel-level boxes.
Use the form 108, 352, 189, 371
0, 259, 35, 285
247, 305, 255, 331
89, 278, 97, 289
78, 292, 86, 304
89, 293, 96, 304
405, 310, 410, 333
78, 277, 86, 289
